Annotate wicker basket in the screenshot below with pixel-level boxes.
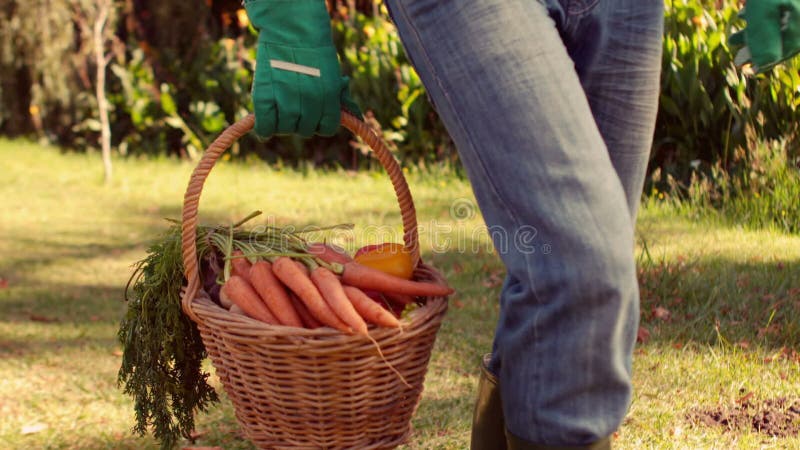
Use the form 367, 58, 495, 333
179, 111, 450, 449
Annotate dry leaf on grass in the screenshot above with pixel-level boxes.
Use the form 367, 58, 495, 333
636, 326, 651, 344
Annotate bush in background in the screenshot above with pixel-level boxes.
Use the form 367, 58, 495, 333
654, 0, 800, 192
2, 0, 799, 195
651, 0, 800, 232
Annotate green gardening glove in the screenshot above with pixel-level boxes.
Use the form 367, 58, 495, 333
729, 0, 800, 73
245, 0, 362, 138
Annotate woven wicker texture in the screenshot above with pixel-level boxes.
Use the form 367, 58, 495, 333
179, 112, 449, 449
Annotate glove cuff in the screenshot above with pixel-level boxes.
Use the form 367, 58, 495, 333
245, 0, 333, 47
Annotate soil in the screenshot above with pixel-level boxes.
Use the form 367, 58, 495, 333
688, 396, 800, 438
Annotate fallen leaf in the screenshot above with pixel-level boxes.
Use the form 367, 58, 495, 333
736, 275, 750, 289
21, 423, 47, 434
481, 271, 503, 288
736, 340, 750, 349
452, 300, 464, 309
757, 323, 781, 338
0, 278, 7, 289
736, 391, 754, 404
111, 350, 123, 357
636, 326, 651, 344
651, 306, 671, 321
29, 314, 58, 323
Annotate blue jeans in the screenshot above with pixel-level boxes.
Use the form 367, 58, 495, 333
383, 0, 663, 446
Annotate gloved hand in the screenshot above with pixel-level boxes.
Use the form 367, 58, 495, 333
245, 0, 361, 138
729, 0, 800, 73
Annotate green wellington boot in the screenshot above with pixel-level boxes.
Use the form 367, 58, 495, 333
470, 353, 612, 450
470, 354, 507, 450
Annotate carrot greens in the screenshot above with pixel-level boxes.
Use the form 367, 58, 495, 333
117, 213, 351, 448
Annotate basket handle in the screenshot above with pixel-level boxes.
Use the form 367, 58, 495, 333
179, 111, 419, 320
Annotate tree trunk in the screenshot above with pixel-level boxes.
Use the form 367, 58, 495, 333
93, 1, 112, 183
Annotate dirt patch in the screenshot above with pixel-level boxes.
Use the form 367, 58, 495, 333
688, 396, 800, 437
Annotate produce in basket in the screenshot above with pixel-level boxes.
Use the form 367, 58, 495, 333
248, 260, 303, 327
118, 212, 453, 449
354, 242, 415, 280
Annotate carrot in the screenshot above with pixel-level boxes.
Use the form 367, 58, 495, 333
229, 304, 246, 315
294, 259, 310, 277
340, 261, 454, 297
230, 249, 252, 280
343, 286, 401, 328
271, 256, 352, 333
310, 267, 369, 335
220, 275, 279, 325
289, 292, 322, 329
249, 261, 303, 328
306, 242, 352, 264
218, 287, 234, 309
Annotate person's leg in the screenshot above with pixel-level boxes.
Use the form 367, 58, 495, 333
571, 0, 665, 222
383, 0, 657, 445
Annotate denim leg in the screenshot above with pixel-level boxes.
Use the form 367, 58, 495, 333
383, 0, 659, 445
573, 0, 665, 222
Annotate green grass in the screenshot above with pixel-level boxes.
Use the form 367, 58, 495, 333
1, 140, 799, 449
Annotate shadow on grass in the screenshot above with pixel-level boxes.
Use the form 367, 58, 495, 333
638, 256, 800, 350
0, 330, 119, 358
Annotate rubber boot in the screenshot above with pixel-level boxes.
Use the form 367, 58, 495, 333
470, 354, 612, 450
470, 353, 507, 450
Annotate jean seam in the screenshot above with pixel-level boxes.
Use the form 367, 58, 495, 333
390, 0, 545, 438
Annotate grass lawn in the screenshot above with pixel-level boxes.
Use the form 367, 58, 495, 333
1, 140, 798, 449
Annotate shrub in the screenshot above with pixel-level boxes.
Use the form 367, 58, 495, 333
654, 0, 800, 194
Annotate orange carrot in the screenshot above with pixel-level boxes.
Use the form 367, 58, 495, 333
271, 257, 352, 333
340, 261, 454, 297
310, 267, 368, 335
343, 286, 401, 328
218, 288, 234, 309
230, 249, 252, 280
294, 259, 310, 277
289, 293, 322, 329
249, 261, 303, 328
221, 275, 279, 325
306, 242, 352, 264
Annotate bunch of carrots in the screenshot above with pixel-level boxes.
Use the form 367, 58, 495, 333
210, 218, 453, 336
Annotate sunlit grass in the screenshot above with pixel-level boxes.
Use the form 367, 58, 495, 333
1, 140, 799, 449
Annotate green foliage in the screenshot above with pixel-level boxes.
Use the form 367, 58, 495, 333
649, 139, 800, 233
7, 0, 800, 184
333, 7, 454, 165
655, 0, 800, 191
108, 35, 256, 159
118, 225, 218, 450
